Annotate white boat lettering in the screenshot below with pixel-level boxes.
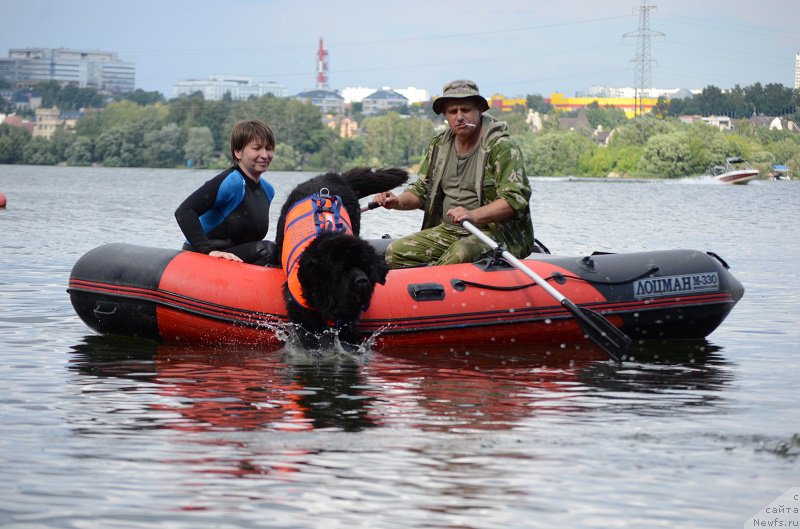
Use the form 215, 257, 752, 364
634, 272, 719, 299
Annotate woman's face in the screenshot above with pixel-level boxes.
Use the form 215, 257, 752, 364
235, 139, 274, 180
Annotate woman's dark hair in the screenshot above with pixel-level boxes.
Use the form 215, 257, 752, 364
230, 119, 276, 163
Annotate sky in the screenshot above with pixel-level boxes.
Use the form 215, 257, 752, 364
2, 0, 798, 99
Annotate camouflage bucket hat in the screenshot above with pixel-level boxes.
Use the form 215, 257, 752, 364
432, 79, 490, 114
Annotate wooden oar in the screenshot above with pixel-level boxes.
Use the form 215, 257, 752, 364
462, 220, 630, 362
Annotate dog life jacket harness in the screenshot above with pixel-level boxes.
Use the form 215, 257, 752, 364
281, 188, 354, 313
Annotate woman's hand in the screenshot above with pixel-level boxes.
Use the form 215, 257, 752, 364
209, 250, 243, 262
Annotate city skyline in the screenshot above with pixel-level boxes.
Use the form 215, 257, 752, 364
2, 0, 798, 99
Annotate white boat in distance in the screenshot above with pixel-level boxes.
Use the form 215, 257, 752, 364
706, 157, 759, 185
767, 164, 792, 180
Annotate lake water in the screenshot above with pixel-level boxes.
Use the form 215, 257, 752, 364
1, 165, 798, 528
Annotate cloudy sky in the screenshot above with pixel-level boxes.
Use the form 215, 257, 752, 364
2, 0, 798, 99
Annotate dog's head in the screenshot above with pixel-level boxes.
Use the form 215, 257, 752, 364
295, 232, 389, 323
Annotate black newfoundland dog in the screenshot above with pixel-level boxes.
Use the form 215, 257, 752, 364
275, 167, 408, 349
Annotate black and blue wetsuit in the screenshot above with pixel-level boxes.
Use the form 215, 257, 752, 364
175, 166, 277, 265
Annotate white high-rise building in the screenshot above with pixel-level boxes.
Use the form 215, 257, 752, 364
795, 53, 800, 90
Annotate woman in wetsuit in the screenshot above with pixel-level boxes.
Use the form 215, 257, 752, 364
175, 119, 277, 265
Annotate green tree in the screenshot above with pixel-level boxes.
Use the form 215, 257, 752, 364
609, 115, 675, 148
766, 137, 800, 164
653, 96, 670, 118
526, 94, 553, 113
665, 95, 698, 117
584, 102, 628, 130
184, 126, 215, 168
95, 123, 148, 167
167, 92, 206, 128
577, 145, 613, 177
119, 89, 165, 106
726, 85, 752, 118
0, 123, 32, 164
169, 94, 232, 152
359, 112, 433, 168
304, 135, 346, 171
761, 83, 796, 116
745, 83, 766, 115
684, 122, 731, 174
21, 136, 58, 165
34, 80, 63, 108
74, 110, 106, 139
77, 100, 168, 140
491, 110, 531, 136
271, 143, 302, 171
520, 132, 594, 176
236, 97, 332, 157
57, 84, 105, 110
65, 136, 93, 166
577, 145, 642, 177
784, 151, 800, 175
340, 138, 365, 162
694, 85, 727, 115
33, 80, 105, 110
637, 132, 693, 177
612, 145, 643, 175
49, 128, 76, 161
143, 123, 186, 167
358, 112, 403, 166
725, 134, 755, 161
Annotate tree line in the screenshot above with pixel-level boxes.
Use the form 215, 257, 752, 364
660, 82, 800, 119
1, 80, 799, 178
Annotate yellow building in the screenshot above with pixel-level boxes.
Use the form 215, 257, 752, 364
487, 94, 527, 112
547, 92, 658, 118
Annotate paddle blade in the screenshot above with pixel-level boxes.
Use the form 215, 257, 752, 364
562, 299, 630, 362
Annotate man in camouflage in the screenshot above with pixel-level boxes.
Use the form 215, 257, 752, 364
373, 79, 534, 268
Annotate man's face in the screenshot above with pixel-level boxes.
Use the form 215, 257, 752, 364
442, 99, 482, 139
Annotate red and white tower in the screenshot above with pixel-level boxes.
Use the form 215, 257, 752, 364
316, 37, 329, 89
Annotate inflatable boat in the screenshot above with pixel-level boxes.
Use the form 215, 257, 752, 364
68, 241, 744, 351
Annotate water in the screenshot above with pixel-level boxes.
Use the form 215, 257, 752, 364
1, 165, 798, 528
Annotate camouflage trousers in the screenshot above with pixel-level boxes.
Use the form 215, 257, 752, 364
384, 223, 492, 269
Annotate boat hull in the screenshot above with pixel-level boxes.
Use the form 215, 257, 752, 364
68, 243, 744, 349
715, 169, 758, 185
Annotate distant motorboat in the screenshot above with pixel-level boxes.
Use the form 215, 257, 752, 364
767, 164, 792, 180
706, 157, 759, 185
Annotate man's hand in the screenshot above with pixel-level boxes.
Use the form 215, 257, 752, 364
372, 191, 400, 210
446, 206, 474, 225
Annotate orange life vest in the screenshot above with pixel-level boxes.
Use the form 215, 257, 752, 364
281, 192, 353, 310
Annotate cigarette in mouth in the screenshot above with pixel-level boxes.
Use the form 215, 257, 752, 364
464, 123, 477, 128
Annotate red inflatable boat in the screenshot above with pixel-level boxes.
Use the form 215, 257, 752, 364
67, 242, 744, 351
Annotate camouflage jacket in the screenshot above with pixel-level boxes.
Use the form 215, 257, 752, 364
407, 115, 535, 258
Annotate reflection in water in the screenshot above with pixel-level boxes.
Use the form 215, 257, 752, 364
68, 335, 378, 433
578, 340, 734, 412
65, 335, 736, 502
68, 336, 734, 437
365, 340, 733, 430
